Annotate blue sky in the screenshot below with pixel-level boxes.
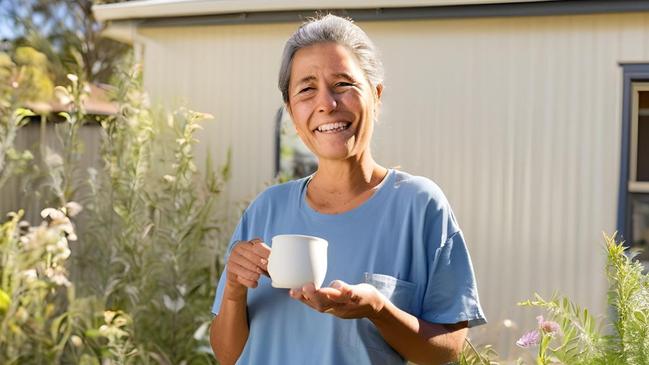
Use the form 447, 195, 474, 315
0, 1, 13, 39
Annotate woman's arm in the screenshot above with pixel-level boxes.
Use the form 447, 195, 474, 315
210, 239, 270, 365
370, 298, 467, 364
210, 282, 250, 365
290, 281, 467, 365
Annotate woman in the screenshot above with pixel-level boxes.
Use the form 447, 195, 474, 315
210, 14, 486, 365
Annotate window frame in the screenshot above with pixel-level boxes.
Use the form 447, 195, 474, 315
629, 82, 649, 192
618, 64, 649, 244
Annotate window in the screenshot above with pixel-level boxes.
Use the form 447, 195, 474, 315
274, 106, 317, 181
620, 66, 649, 268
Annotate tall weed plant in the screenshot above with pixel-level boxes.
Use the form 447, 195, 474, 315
0, 54, 228, 364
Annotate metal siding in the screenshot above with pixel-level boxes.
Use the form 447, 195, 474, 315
0, 123, 103, 223
135, 13, 649, 352
140, 23, 299, 209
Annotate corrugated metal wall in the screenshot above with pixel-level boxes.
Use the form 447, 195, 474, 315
1, 122, 103, 223
136, 12, 649, 350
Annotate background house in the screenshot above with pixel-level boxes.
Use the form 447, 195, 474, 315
94, 0, 649, 353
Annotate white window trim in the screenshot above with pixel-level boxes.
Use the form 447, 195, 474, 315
629, 82, 649, 193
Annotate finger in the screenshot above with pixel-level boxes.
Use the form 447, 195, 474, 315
289, 288, 315, 307
232, 245, 268, 274
227, 264, 259, 288
288, 288, 301, 299
319, 288, 350, 303
303, 290, 338, 309
249, 238, 271, 257
301, 283, 317, 296
319, 280, 351, 302
236, 275, 258, 288
230, 249, 266, 275
333, 281, 354, 301
228, 260, 261, 282
298, 285, 320, 303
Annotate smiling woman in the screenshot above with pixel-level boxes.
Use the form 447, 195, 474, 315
287, 42, 377, 164
209, 14, 486, 365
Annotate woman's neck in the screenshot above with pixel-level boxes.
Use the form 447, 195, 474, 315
310, 153, 387, 195
304, 151, 389, 214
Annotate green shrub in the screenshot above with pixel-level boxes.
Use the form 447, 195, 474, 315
0, 59, 228, 364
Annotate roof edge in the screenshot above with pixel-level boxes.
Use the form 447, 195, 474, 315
93, 0, 555, 22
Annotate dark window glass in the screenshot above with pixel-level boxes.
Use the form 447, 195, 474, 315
637, 91, 649, 181
631, 194, 649, 267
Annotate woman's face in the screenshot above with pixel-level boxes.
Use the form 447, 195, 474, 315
286, 42, 381, 162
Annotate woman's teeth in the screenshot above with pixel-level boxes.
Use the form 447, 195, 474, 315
316, 122, 350, 133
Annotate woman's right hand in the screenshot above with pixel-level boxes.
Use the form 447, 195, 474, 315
224, 238, 271, 300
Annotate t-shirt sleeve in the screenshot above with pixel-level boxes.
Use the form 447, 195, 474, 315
211, 210, 248, 315
420, 209, 486, 327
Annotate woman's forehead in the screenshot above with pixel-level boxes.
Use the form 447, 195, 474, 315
290, 45, 364, 87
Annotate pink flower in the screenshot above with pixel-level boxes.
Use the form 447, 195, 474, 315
537, 315, 561, 336
516, 330, 541, 348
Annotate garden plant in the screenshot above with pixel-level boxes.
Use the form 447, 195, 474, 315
1, 48, 229, 364
461, 233, 649, 365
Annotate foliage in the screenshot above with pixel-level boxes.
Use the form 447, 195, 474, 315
0, 49, 48, 192
460, 233, 649, 365
459, 340, 500, 365
76, 64, 227, 363
2, 0, 131, 85
0, 59, 228, 363
0, 206, 137, 365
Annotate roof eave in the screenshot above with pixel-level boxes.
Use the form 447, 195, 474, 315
93, 0, 554, 22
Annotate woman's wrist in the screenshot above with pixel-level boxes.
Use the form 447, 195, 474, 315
223, 279, 248, 302
366, 288, 388, 321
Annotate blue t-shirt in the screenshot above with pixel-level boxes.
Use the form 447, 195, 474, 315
212, 169, 486, 365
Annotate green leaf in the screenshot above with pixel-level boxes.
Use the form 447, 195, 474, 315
0, 289, 10, 314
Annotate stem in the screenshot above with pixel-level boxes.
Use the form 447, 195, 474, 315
464, 337, 491, 365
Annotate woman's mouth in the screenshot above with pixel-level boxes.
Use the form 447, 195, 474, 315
314, 122, 352, 134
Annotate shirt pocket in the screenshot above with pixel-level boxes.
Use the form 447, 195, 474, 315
363, 272, 417, 314
337, 273, 416, 362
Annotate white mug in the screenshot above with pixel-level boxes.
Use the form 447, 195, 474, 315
267, 234, 328, 289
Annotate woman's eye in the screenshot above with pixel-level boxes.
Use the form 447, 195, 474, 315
299, 87, 314, 93
336, 82, 354, 87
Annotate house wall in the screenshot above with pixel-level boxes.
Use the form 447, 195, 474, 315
135, 11, 649, 351
0, 122, 103, 223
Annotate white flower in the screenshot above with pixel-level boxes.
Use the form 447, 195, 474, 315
51, 273, 71, 287
193, 322, 209, 341
54, 86, 71, 105
66, 74, 78, 82
64, 201, 83, 217
163, 294, 185, 313
55, 247, 71, 261
70, 335, 83, 347
21, 269, 37, 282
41, 208, 65, 221
177, 284, 187, 296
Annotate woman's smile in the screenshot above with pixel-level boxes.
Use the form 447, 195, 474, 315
313, 121, 351, 133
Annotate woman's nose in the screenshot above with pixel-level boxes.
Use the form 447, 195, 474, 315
316, 88, 337, 113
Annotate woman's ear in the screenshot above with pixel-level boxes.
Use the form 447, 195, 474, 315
373, 84, 383, 122
375, 84, 384, 100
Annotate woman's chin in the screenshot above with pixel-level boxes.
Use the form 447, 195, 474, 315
315, 149, 354, 161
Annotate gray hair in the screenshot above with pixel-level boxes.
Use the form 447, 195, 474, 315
278, 14, 384, 103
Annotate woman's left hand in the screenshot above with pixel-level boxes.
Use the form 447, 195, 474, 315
289, 280, 386, 319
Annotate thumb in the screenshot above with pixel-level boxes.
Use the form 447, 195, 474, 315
329, 280, 348, 290
327, 280, 353, 302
